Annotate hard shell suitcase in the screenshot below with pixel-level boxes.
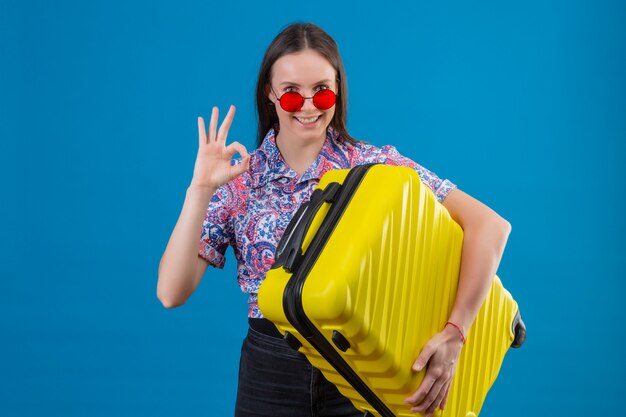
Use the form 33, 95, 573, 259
258, 164, 526, 417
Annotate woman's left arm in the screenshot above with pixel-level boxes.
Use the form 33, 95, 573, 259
404, 187, 512, 416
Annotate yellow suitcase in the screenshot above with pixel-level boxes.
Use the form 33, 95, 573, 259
258, 164, 525, 417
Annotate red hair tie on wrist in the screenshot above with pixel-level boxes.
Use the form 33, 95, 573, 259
446, 321, 466, 344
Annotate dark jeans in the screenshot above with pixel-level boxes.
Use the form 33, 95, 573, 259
234, 326, 365, 417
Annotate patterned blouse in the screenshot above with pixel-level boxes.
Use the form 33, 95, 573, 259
198, 125, 457, 318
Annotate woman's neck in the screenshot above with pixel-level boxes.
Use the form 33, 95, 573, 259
275, 131, 327, 176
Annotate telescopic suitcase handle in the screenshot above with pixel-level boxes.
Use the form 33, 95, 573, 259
273, 182, 342, 273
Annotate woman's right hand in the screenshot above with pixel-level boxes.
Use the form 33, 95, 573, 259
191, 105, 250, 191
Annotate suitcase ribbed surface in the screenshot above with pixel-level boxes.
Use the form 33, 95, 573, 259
259, 165, 518, 417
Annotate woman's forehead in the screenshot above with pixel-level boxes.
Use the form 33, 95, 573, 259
270, 50, 336, 85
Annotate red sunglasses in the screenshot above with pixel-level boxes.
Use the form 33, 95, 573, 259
270, 85, 337, 112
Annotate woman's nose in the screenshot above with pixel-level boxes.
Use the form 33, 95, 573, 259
300, 95, 316, 111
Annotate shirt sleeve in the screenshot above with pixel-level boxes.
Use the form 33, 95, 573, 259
198, 182, 236, 269
355, 143, 457, 203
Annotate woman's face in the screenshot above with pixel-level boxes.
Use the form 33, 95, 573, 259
267, 49, 337, 146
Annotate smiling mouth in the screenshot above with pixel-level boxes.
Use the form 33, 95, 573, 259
294, 115, 321, 124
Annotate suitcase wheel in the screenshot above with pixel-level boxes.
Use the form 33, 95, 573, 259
283, 331, 303, 351
511, 310, 527, 348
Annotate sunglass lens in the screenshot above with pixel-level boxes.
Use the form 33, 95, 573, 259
313, 89, 336, 110
279, 92, 304, 112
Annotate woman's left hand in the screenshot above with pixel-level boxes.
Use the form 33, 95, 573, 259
404, 325, 465, 416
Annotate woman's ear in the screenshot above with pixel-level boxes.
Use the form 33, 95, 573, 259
264, 84, 271, 99
265, 84, 276, 106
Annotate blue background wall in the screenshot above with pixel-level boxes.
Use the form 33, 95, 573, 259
1, 0, 624, 415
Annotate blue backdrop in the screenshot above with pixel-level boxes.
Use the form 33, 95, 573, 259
1, 0, 624, 416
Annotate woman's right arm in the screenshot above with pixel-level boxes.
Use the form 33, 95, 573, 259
157, 185, 216, 308
157, 105, 250, 308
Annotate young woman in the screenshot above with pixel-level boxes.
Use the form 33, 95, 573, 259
157, 22, 511, 417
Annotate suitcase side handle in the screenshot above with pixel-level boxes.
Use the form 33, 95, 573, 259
273, 182, 342, 273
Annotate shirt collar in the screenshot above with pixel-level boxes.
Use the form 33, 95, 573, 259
249, 125, 349, 188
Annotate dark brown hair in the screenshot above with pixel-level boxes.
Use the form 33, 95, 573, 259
255, 22, 358, 147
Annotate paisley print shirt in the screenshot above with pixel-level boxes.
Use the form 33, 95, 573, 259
198, 126, 457, 318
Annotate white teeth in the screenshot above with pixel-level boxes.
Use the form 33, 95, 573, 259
296, 116, 320, 124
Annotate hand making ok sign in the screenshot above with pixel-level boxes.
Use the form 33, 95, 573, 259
191, 105, 251, 191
